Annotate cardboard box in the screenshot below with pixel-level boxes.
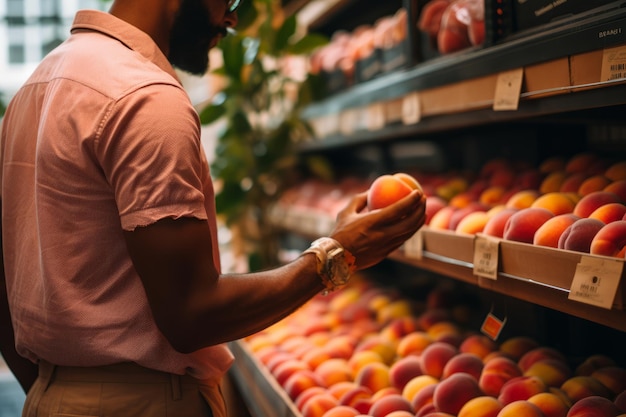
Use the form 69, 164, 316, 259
524, 57, 571, 98
420, 74, 499, 117
496, 240, 625, 309
570, 49, 606, 89
418, 57, 571, 116
422, 227, 475, 264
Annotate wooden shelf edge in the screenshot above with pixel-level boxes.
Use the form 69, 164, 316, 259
228, 340, 301, 417
389, 249, 626, 333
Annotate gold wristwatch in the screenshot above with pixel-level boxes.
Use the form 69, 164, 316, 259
301, 237, 356, 295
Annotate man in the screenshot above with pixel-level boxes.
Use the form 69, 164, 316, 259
0, 0, 426, 416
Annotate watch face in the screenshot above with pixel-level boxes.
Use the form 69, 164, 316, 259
330, 252, 351, 285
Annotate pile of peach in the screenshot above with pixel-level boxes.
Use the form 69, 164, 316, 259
423, 154, 626, 258
245, 278, 626, 417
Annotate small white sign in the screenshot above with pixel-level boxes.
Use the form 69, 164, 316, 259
402, 92, 421, 125
568, 255, 623, 310
473, 235, 500, 280
493, 68, 524, 111
601, 45, 626, 82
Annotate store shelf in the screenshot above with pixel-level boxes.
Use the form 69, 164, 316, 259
390, 248, 626, 334
301, 4, 626, 151
270, 206, 626, 333
228, 340, 301, 417
297, 80, 626, 152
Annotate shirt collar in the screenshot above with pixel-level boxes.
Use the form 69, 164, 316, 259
70, 10, 181, 83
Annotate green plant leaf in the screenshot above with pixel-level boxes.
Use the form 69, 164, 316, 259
305, 155, 335, 182
220, 35, 245, 82
286, 33, 328, 55
234, 0, 259, 32
199, 103, 227, 124
274, 14, 297, 54
215, 180, 247, 218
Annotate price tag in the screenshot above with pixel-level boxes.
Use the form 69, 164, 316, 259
481, 310, 507, 341
385, 98, 404, 123
404, 229, 424, 260
568, 255, 623, 309
493, 68, 524, 111
473, 235, 500, 280
367, 103, 386, 131
601, 45, 626, 82
339, 109, 357, 135
402, 92, 421, 125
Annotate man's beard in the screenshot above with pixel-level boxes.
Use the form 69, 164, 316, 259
168, 0, 227, 75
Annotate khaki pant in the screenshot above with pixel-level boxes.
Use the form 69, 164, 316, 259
23, 361, 227, 417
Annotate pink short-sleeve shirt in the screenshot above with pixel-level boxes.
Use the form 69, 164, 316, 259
0, 10, 233, 382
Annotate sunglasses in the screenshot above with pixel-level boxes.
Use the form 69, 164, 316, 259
227, 0, 241, 13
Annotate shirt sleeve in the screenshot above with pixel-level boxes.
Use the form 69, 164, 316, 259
96, 83, 209, 231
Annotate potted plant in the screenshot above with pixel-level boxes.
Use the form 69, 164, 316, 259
200, 0, 329, 270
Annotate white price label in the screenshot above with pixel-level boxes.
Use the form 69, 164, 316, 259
402, 92, 421, 125
568, 256, 623, 309
404, 229, 424, 260
339, 109, 357, 135
601, 45, 626, 82
367, 103, 386, 131
473, 235, 500, 280
493, 68, 524, 111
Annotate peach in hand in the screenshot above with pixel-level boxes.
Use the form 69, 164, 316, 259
367, 173, 423, 210
590, 220, 626, 258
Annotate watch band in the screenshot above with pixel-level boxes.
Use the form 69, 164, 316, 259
301, 237, 356, 295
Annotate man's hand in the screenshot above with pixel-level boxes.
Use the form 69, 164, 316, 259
330, 190, 426, 270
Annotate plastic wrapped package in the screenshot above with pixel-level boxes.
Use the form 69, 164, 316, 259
418, 0, 485, 55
